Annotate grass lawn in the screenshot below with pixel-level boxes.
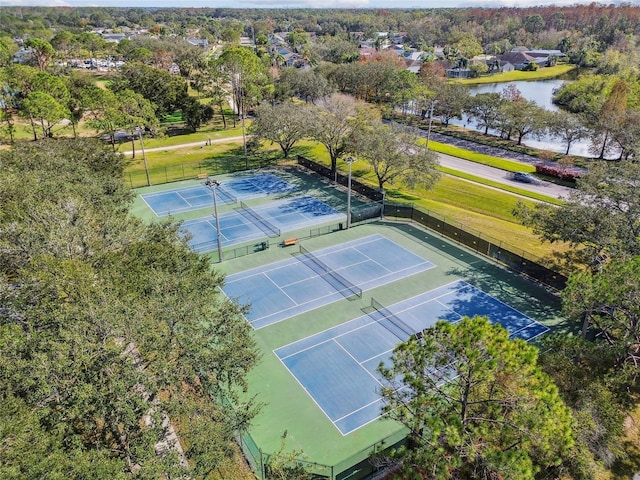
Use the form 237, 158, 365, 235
290, 142, 568, 262
454, 64, 577, 85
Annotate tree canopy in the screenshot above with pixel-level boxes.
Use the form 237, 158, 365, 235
352, 122, 440, 191
379, 316, 574, 480
515, 159, 640, 267
249, 101, 308, 158
562, 256, 640, 372
0, 139, 259, 478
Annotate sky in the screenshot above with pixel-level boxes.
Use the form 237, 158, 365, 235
3, 0, 635, 9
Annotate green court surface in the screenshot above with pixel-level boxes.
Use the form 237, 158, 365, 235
130, 167, 373, 264
132, 167, 566, 479
131, 166, 367, 224
216, 221, 565, 478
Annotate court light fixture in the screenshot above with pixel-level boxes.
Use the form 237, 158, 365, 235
205, 177, 224, 263
344, 156, 356, 229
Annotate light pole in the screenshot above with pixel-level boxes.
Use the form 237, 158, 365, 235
237, 74, 248, 169
426, 99, 436, 151
345, 156, 355, 229
139, 129, 150, 187
205, 177, 224, 263
241, 110, 248, 169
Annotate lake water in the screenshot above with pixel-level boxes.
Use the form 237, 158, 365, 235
450, 79, 600, 158
467, 80, 565, 111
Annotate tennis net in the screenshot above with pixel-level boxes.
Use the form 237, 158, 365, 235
298, 244, 362, 300
239, 201, 280, 237
370, 297, 414, 341
216, 186, 237, 204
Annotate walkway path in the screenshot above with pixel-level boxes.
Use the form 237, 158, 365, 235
121, 135, 245, 156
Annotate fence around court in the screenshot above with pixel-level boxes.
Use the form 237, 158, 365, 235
126, 161, 254, 188
296, 155, 567, 291
236, 423, 407, 480
383, 203, 567, 290
203, 203, 383, 263
297, 155, 384, 202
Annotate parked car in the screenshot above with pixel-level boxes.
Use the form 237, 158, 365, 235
100, 131, 132, 143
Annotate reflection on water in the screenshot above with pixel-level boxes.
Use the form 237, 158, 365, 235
448, 79, 613, 158
467, 80, 565, 111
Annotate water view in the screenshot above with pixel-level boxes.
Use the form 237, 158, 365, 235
450, 79, 604, 158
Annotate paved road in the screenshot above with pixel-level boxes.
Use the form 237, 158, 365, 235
394, 122, 574, 200
436, 152, 573, 200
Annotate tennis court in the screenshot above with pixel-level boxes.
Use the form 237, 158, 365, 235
141, 173, 293, 216
274, 280, 549, 435
183, 195, 345, 253
221, 234, 435, 329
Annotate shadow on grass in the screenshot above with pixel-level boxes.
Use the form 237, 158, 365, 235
165, 126, 193, 137
199, 145, 284, 173
386, 189, 422, 203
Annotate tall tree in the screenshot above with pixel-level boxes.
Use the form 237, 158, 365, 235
305, 93, 368, 181
496, 99, 549, 145
214, 45, 270, 119
112, 62, 189, 118
539, 335, 628, 476
249, 101, 308, 158
609, 108, 640, 160
464, 92, 503, 135
20, 91, 68, 140
433, 82, 469, 126
562, 256, 640, 370
549, 110, 589, 156
117, 89, 159, 158
274, 67, 333, 104
24, 37, 55, 71
589, 79, 629, 159
352, 122, 440, 191
379, 316, 574, 480
0, 139, 259, 478
515, 160, 640, 267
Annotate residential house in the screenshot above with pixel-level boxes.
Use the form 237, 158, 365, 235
102, 33, 129, 43
495, 51, 538, 70
187, 37, 209, 49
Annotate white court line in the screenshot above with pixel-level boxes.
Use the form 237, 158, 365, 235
175, 190, 198, 210
273, 353, 340, 430
335, 339, 385, 387
272, 278, 547, 435
139, 194, 161, 218
251, 286, 353, 327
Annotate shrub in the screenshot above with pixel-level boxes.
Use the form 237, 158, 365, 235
535, 163, 581, 182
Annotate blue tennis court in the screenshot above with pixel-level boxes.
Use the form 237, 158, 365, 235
221, 234, 435, 329
275, 280, 549, 435
183, 196, 345, 253
141, 173, 293, 216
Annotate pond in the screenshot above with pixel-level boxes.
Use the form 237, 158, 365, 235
467, 79, 565, 111
449, 79, 606, 158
